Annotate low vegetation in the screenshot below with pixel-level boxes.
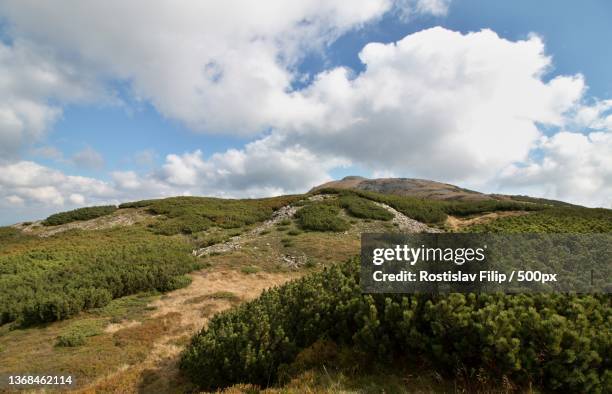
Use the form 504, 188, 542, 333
467, 206, 612, 233
120, 195, 299, 235
42, 205, 117, 226
337, 195, 393, 221
0, 227, 201, 326
316, 188, 546, 224
181, 257, 611, 393
56, 331, 86, 347
295, 203, 350, 232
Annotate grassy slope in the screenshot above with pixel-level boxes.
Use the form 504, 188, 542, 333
0, 191, 610, 392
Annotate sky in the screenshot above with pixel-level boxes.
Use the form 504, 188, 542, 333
0, 0, 611, 225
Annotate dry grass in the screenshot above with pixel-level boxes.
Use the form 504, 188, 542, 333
445, 211, 530, 231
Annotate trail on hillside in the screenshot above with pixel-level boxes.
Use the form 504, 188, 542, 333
76, 196, 439, 392
192, 194, 335, 257
445, 211, 529, 231
373, 201, 442, 233
80, 270, 297, 393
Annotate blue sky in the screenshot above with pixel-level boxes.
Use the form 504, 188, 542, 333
0, 1, 611, 224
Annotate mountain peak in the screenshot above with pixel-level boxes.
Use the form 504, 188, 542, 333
312, 176, 489, 202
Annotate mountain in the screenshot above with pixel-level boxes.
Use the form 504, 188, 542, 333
313, 176, 494, 201
312, 176, 578, 206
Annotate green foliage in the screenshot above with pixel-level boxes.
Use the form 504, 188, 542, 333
130, 195, 300, 235
281, 238, 294, 248
442, 199, 543, 217
241, 266, 260, 275
181, 258, 611, 392
319, 189, 447, 223
467, 207, 612, 233
207, 291, 240, 302
42, 205, 117, 226
0, 227, 201, 326
337, 195, 393, 221
56, 331, 86, 347
0, 227, 33, 245
316, 189, 546, 224
287, 229, 302, 236
296, 203, 350, 232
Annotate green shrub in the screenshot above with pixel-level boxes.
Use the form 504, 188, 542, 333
467, 206, 612, 233
315, 189, 547, 224
296, 203, 350, 232
42, 205, 117, 226
287, 229, 302, 236
0, 227, 201, 326
338, 195, 393, 221
56, 331, 86, 347
180, 258, 611, 392
241, 266, 260, 275
142, 195, 300, 235
0, 227, 32, 244
207, 291, 240, 302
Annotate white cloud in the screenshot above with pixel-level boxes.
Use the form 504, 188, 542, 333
280, 27, 585, 187
133, 149, 157, 167
0, 0, 393, 135
69, 193, 86, 205
0, 2, 610, 215
0, 39, 107, 159
498, 130, 612, 208
5, 195, 24, 206
71, 146, 105, 169
395, 0, 451, 20
0, 161, 115, 209
155, 135, 343, 196
30, 145, 64, 161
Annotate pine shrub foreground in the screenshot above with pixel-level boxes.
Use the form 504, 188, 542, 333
315, 188, 546, 224
0, 227, 201, 326
180, 257, 611, 392
120, 195, 300, 235
295, 203, 350, 232
42, 205, 118, 226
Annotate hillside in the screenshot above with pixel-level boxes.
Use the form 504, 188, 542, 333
312, 176, 576, 206
0, 182, 610, 392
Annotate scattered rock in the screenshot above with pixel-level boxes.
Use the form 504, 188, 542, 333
373, 202, 442, 233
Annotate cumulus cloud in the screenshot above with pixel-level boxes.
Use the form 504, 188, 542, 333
155, 135, 342, 196
0, 161, 115, 209
71, 146, 105, 169
0, 39, 106, 159
0, 1, 610, 218
396, 0, 452, 20
498, 130, 612, 208
278, 28, 584, 188
0, 0, 393, 135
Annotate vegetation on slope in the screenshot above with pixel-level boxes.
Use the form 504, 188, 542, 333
181, 202, 612, 392
316, 188, 544, 224
296, 203, 350, 232
180, 257, 611, 392
120, 195, 299, 235
337, 195, 393, 221
467, 206, 612, 233
42, 205, 117, 226
0, 226, 201, 327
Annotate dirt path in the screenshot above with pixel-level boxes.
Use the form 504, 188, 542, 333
74, 196, 439, 392
445, 211, 529, 231
79, 269, 297, 393
192, 194, 336, 257
373, 201, 442, 233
